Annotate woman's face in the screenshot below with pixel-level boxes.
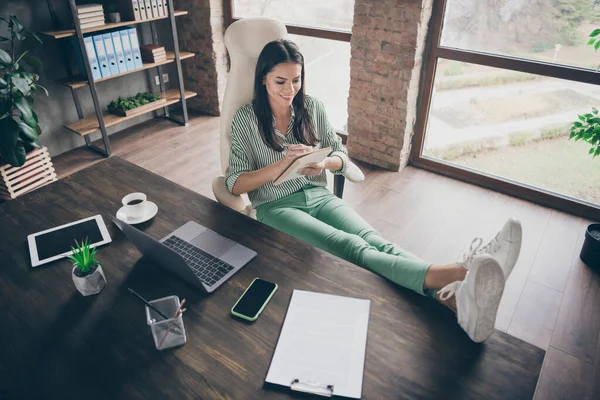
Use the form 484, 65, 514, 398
264, 62, 302, 109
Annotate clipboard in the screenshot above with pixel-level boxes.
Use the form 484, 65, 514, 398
273, 147, 332, 186
264, 290, 370, 399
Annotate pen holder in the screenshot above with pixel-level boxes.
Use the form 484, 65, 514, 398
145, 295, 186, 350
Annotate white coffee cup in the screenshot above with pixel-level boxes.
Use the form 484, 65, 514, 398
122, 192, 147, 220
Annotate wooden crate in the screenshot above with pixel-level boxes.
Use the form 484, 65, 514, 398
0, 147, 57, 200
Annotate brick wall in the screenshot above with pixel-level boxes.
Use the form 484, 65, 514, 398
175, 0, 227, 115
347, 0, 433, 171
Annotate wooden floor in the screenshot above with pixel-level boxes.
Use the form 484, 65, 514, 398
54, 114, 600, 400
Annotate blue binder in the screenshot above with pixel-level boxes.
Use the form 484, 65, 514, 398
83, 36, 102, 80
111, 31, 127, 73
103, 33, 120, 76
127, 28, 143, 69
120, 30, 137, 71
93, 34, 111, 78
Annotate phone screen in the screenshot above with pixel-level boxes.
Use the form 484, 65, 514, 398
232, 278, 277, 318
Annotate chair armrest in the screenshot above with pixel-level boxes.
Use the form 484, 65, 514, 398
212, 177, 247, 213
344, 161, 365, 183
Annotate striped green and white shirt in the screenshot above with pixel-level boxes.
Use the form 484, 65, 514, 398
225, 95, 349, 208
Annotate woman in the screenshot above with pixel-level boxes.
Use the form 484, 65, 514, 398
225, 39, 522, 342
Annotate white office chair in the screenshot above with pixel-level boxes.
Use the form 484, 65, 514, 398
211, 17, 364, 217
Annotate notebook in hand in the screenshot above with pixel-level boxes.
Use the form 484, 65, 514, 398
273, 147, 332, 185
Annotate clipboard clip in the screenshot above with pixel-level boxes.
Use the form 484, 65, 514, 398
290, 378, 334, 397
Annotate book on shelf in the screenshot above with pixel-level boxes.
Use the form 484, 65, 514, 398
77, 4, 104, 14
79, 15, 105, 24
76, 10, 104, 20
80, 20, 106, 29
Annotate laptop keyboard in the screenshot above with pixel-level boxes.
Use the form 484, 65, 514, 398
162, 235, 234, 287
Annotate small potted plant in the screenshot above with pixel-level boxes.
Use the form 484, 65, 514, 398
106, 4, 121, 23
69, 239, 106, 296
580, 224, 600, 269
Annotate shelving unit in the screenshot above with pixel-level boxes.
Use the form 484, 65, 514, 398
41, 1, 193, 157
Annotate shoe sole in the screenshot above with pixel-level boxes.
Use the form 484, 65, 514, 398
470, 258, 505, 342
504, 219, 523, 279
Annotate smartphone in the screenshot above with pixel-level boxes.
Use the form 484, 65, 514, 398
231, 278, 277, 322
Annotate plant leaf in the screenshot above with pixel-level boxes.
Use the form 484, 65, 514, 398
589, 38, 597, 45
14, 50, 29, 66
591, 29, 600, 37
593, 108, 599, 115
0, 37, 8, 42
14, 94, 33, 120
34, 84, 49, 96
596, 40, 600, 52
23, 55, 43, 69
18, 121, 38, 143
0, 48, 11, 66
0, 118, 19, 148
12, 77, 31, 96
30, 32, 42, 44
578, 114, 586, 122
573, 121, 583, 128
10, 16, 24, 32
0, 140, 26, 167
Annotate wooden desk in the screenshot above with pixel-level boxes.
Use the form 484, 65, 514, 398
0, 157, 544, 399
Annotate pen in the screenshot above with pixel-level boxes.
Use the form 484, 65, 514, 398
158, 298, 186, 348
127, 287, 170, 320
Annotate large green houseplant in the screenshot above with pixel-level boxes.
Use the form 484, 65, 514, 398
570, 28, 600, 158
572, 28, 600, 269
0, 15, 47, 167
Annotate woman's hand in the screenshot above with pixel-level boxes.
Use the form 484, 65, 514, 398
299, 159, 328, 176
283, 144, 313, 163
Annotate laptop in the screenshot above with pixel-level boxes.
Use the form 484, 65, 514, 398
110, 215, 256, 293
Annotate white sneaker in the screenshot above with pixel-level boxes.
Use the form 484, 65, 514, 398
462, 218, 523, 280
439, 254, 505, 342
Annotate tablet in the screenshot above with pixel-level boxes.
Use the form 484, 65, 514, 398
27, 215, 112, 267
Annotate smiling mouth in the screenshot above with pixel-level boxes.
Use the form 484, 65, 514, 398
280, 95, 294, 100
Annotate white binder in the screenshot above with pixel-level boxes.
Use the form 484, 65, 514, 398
111, 31, 127, 73
265, 290, 370, 399
103, 33, 119, 76
127, 28, 143, 69
120, 30, 136, 71
83, 36, 102, 80
93, 34, 111, 78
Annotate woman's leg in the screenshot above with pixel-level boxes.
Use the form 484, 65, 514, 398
258, 202, 434, 296
310, 191, 423, 261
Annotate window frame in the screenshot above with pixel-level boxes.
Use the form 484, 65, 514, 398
411, 0, 600, 221
224, 0, 352, 138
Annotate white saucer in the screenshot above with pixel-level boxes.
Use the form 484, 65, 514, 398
116, 201, 158, 224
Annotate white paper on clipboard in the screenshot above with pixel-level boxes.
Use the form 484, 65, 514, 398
265, 290, 370, 399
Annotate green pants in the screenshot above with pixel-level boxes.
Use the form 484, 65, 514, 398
256, 186, 433, 296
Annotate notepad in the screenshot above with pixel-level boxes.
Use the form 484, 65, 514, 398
273, 147, 332, 185
265, 290, 370, 399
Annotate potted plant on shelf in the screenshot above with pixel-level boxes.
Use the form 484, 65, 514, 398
69, 239, 107, 296
0, 15, 47, 167
107, 92, 165, 116
569, 27, 600, 269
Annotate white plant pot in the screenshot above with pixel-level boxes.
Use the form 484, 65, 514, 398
72, 265, 106, 296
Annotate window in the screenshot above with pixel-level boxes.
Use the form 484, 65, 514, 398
414, 0, 600, 218
228, 1, 354, 131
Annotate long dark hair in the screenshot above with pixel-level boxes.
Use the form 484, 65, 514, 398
253, 39, 318, 152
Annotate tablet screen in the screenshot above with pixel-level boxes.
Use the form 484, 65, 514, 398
35, 219, 104, 260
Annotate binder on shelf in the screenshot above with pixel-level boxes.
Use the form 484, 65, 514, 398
156, 0, 164, 17
120, 29, 136, 71
138, 0, 148, 20
93, 34, 111, 78
264, 290, 370, 399
118, 0, 142, 21
103, 33, 120, 76
162, 0, 169, 16
145, 0, 153, 19
83, 36, 102, 80
127, 28, 143, 69
111, 31, 128, 73
150, 0, 159, 18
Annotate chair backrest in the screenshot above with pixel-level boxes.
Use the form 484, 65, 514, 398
220, 18, 288, 174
